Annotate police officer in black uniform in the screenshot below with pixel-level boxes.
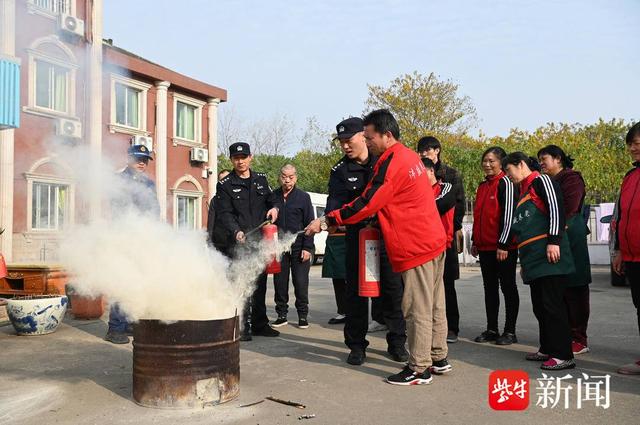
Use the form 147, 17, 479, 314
215, 142, 280, 341
105, 144, 160, 344
327, 117, 408, 365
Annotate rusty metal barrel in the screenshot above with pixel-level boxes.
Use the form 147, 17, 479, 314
132, 316, 240, 409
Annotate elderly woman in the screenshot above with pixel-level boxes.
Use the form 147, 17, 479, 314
538, 145, 592, 356
471, 147, 520, 346
502, 152, 576, 370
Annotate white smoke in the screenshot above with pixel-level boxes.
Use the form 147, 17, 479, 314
50, 140, 299, 322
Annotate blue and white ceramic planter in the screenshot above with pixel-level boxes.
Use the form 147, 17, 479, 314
7, 295, 68, 335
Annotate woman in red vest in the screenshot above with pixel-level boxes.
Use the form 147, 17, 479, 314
471, 147, 520, 345
613, 122, 640, 375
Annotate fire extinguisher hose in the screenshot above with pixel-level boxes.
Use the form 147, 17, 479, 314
244, 219, 272, 238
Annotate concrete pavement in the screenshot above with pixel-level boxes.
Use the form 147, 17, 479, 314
1, 266, 638, 425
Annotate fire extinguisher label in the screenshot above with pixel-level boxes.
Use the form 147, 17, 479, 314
364, 240, 380, 282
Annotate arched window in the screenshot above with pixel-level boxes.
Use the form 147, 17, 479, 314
171, 175, 204, 230
25, 157, 75, 232
25, 36, 78, 118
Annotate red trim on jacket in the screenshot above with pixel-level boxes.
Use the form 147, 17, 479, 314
433, 182, 454, 248
617, 166, 640, 261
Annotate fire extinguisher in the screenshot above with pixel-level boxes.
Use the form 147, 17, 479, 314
0, 253, 7, 280
262, 223, 281, 274
358, 226, 380, 297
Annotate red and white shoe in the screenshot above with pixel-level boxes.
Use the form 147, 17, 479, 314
572, 341, 590, 355
541, 358, 576, 370
617, 360, 640, 375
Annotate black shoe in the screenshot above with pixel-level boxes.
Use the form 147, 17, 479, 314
253, 326, 280, 337
386, 366, 433, 386
347, 349, 366, 365
125, 324, 134, 336
495, 332, 518, 345
474, 330, 499, 343
298, 318, 309, 329
328, 314, 346, 325
388, 346, 409, 362
105, 330, 129, 344
446, 331, 458, 343
429, 358, 452, 375
271, 316, 288, 328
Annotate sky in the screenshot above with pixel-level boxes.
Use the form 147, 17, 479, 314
104, 0, 639, 142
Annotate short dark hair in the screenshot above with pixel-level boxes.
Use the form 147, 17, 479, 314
363, 109, 401, 140
502, 151, 541, 172
417, 136, 441, 154
481, 146, 507, 163
626, 122, 640, 145
537, 144, 574, 169
421, 157, 436, 169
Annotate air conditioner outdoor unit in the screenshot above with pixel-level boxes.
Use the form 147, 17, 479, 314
131, 135, 153, 152
190, 147, 209, 162
56, 118, 82, 138
59, 14, 85, 38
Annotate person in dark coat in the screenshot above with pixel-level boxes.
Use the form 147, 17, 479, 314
538, 145, 592, 356
105, 144, 160, 345
270, 164, 315, 329
417, 136, 465, 343
215, 142, 280, 341
206, 169, 231, 249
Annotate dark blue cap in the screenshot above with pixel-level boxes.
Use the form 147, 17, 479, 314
334, 117, 364, 140
128, 144, 153, 160
229, 142, 251, 157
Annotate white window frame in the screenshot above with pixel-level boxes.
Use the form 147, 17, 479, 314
172, 93, 205, 147
27, 0, 75, 19
175, 193, 200, 230
25, 166, 75, 234
109, 74, 151, 136
25, 40, 77, 119
171, 175, 204, 230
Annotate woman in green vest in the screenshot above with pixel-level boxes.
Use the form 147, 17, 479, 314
538, 145, 592, 356
502, 152, 576, 371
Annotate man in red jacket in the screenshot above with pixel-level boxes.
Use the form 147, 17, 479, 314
306, 109, 448, 385
613, 122, 640, 375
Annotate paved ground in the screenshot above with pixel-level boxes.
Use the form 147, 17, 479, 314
1, 266, 638, 425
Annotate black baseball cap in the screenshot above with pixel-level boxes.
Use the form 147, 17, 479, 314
128, 144, 153, 160
229, 142, 251, 157
333, 117, 364, 140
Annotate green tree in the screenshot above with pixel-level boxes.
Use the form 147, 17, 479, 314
365, 71, 478, 145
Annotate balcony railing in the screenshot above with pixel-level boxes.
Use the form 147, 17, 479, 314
32, 0, 69, 14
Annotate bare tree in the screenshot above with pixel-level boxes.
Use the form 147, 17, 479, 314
299, 116, 332, 153
217, 106, 245, 155
247, 113, 295, 155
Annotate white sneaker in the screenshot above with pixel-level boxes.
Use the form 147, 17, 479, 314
368, 321, 388, 333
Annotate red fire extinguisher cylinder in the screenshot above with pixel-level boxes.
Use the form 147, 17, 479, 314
262, 224, 281, 274
358, 226, 381, 297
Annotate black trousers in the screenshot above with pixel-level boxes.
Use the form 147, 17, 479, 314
371, 296, 384, 323
625, 261, 640, 334
243, 271, 269, 332
273, 250, 310, 318
444, 244, 460, 334
563, 285, 590, 345
530, 275, 573, 360
478, 250, 519, 334
344, 228, 406, 352
332, 278, 347, 315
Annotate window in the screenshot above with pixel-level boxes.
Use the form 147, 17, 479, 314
173, 93, 204, 145
31, 182, 69, 231
109, 75, 150, 134
115, 83, 141, 128
315, 206, 325, 219
176, 195, 198, 230
35, 59, 68, 113
176, 101, 196, 140
32, 0, 69, 14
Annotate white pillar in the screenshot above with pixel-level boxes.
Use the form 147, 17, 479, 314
155, 81, 170, 221
0, 0, 16, 261
207, 98, 220, 199
88, 0, 103, 221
